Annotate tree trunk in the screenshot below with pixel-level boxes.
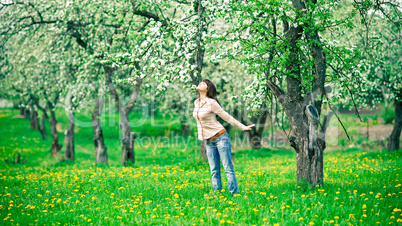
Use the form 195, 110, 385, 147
180, 119, 191, 136
31, 95, 47, 139
267, 38, 326, 189
292, 105, 324, 188
24, 108, 30, 119
63, 111, 75, 161
187, 0, 208, 162
177, 101, 190, 136
13, 100, 20, 109
265, 0, 327, 188
30, 107, 39, 130
104, 66, 141, 166
120, 120, 135, 166
20, 107, 30, 119
248, 130, 263, 149
295, 137, 324, 188
49, 107, 61, 156
387, 99, 402, 151
270, 95, 274, 142
39, 112, 47, 140
200, 139, 208, 161
92, 98, 108, 164
16, 153, 21, 164
246, 100, 269, 149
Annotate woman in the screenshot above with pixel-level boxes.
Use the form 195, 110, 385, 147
193, 79, 255, 196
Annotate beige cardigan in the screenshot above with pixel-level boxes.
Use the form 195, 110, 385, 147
192, 97, 248, 140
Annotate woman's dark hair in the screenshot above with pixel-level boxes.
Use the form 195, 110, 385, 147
197, 79, 221, 106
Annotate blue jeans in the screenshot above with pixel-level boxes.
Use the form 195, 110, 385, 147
205, 131, 239, 195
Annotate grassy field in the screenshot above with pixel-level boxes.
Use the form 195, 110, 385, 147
0, 108, 401, 225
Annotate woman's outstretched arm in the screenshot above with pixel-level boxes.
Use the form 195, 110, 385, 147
211, 100, 254, 131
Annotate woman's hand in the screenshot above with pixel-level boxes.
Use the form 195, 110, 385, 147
243, 124, 256, 131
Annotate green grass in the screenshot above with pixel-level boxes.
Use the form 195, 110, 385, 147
0, 108, 401, 225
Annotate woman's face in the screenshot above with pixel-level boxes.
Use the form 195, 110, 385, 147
196, 81, 208, 92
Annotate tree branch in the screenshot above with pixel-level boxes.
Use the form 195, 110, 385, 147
130, 0, 168, 27
324, 93, 351, 141
328, 63, 363, 122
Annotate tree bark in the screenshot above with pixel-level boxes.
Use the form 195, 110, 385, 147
24, 108, 30, 119
248, 130, 263, 149
249, 102, 269, 149
16, 153, 21, 164
30, 105, 39, 130
39, 111, 47, 140
294, 105, 323, 187
20, 107, 30, 119
92, 98, 108, 164
265, 0, 327, 188
387, 99, 402, 151
48, 102, 61, 156
295, 134, 324, 187
63, 111, 75, 161
105, 66, 141, 166
200, 139, 208, 161
120, 125, 136, 166
180, 118, 191, 136
13, 100, 20, 110
30, 95, 47, 139
174, 99, 190, 136
187, 0, 208, 162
